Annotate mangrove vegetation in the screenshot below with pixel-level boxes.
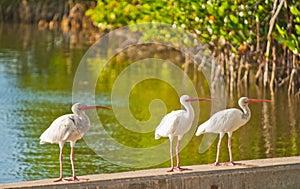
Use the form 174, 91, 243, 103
1, 0, 300, 95
86, 0, 300, 96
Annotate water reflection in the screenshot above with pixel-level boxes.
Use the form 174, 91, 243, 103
0, 23, 299, 184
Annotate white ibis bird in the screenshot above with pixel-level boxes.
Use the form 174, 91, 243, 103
40, 103, 112, 182
155, 95, 211, 172
195, 97, 271, 166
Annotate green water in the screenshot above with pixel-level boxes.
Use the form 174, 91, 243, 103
0, 23, 299, 184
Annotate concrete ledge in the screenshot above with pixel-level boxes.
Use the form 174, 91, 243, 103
1, 156, 300, 189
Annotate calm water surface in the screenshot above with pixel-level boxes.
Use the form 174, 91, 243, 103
0, 24, 299, 184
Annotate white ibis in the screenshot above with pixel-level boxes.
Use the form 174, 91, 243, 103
40, 103, 112, 182
155, 95, 211, 172
196, 97, 271, 166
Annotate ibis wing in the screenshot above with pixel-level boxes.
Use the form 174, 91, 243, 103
40, 114, 79, 144
204, 108, 242, 133
198, 108, 242, 153
155, 110, 183, 138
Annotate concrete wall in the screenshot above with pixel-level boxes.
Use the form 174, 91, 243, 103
1, 156, 300, 189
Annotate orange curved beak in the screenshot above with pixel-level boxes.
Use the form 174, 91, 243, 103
82, 105, 112, 111
186, 98, 211, 102
247, 99, 272, 103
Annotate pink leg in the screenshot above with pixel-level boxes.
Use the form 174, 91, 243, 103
228, 136, 233, 163
175, 139, 180, 168
214, 135, 223, 166
70, 146, 78, 181
175, 139, 191, 171
167, 138, 174, 172
54, 145, 63, 182
64, 146, 79, 181
64, 146, 89, 181
224, 135, 242, 166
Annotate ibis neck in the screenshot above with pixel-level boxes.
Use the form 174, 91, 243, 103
241, 104, 251, 120
183, 102, 194, 118
73, 110, 91, 134
73, 110, 87, 117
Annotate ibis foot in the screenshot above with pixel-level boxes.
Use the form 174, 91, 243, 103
53, 177, 63, 182
176, 167, 192, 172
223, 161, 243, 166
64, 176, 89, 182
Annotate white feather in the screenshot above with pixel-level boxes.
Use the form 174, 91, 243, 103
40, 114, 82, 144
196, 108, 248, 136
155, 110, 184, 139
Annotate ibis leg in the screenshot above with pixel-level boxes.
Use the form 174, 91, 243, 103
64, 146, 79, 181
64, 143, 89, 181
214, 133, 223, 166
167, 137, 174, 172
70, 146, 78, 181
228, 136, 233, 163
225, 135, 240, 165
175, 139, 181, 169
62, 146, 79, 181
175, 139, 191, 171
54, 144, 64, 182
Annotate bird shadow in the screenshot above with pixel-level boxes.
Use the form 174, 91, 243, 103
213, 162, 257, 168
177, 167, 192, 172
57, 177, 90, 182
167, 167, 193, 172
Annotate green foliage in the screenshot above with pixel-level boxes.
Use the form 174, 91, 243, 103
87, 0, 299, 55
275, 4, 300, 55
